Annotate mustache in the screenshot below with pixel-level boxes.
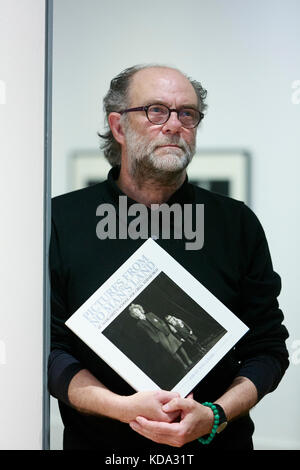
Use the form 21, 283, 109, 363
151, 137, 191, 152
123, 124, 195, 155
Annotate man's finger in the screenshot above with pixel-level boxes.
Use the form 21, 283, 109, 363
130, 417, 184, 447
134, 416, 180, 434
158, 390, 181, 403
161, 397, 190, 413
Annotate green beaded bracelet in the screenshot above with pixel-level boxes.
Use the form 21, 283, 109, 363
198, 402, 220, 445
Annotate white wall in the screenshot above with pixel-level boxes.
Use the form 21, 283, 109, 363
0, 0, 47, 449
51, 0, 300, 449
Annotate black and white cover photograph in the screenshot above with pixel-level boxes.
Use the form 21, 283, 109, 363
103, 271, 227, 390
66, 238, 248, 396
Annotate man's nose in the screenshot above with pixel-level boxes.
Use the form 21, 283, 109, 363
161, 111, 182, 134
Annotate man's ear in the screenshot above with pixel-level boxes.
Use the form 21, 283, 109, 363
108, 112, 125, 145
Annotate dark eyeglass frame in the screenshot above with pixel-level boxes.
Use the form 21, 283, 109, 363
118, 104, 204, 129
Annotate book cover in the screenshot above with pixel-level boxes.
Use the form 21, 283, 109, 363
65, 238, 248, 397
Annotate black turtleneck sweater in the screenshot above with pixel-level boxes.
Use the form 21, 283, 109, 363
48, 166, 289, 451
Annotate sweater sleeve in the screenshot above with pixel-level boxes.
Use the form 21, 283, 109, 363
47, 216, 84, 404
234, 204, 289, 400
236, 354, 285, 401
48, 348, 83, 405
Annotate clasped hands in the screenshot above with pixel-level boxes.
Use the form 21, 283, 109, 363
123, 390, 214, 448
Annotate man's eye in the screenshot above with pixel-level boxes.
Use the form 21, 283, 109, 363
151, 106, 165, 113
181, 109, 193, 117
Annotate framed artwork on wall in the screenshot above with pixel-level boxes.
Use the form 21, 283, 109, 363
187, 150, 251, 204
70, 149, 251, 204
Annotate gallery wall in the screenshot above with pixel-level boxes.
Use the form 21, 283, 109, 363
0, 0, 47, 449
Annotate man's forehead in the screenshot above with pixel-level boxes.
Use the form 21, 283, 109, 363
128, 67, 198, 106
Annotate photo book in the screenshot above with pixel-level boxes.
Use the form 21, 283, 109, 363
66, 238, 248, 397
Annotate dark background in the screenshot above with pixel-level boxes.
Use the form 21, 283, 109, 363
103, 271, 226, 390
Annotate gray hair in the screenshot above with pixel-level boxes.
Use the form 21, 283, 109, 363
98, 64, 208, 167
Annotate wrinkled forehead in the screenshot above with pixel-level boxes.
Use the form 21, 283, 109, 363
128, 67, 198, 108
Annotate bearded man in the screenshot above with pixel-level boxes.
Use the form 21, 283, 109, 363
48, 64, 289, 452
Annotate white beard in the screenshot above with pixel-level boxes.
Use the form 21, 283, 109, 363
123, 123, 196, 178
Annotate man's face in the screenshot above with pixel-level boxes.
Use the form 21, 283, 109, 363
122, 67, 198, 176
166, 315, 176, 325
131, 305, 146, 319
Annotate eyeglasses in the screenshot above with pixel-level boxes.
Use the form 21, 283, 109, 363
118, 103, 204, 129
